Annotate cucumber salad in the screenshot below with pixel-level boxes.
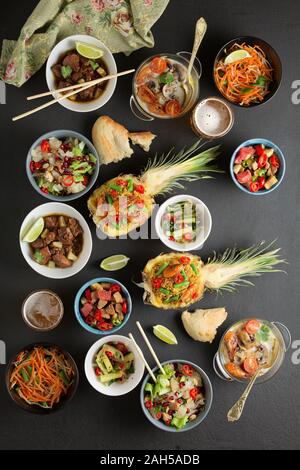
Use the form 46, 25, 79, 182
161, 199, 202, 244
93, 342, 135, 385
30, 136, 97, 196
143, 362, 205, 430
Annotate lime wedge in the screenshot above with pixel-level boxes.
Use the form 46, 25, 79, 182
153, 325, 178, 345
224, 49, 251, 65
76, 42, 104, 60
100, 254, 130, 271
22, 217, 44, 243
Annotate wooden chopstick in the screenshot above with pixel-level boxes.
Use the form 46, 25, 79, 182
27, 68, 135, 100
136, 321, 166, 375
128, 333, 157, 383
12, 68, 135, 122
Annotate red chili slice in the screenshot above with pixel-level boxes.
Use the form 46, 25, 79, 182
182, 364, 193, 376
63, 175, 74, 187
249, 181, 260, 192
41, 139, 50, 153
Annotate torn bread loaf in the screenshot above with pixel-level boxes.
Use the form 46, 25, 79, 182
92, 115, 156, 164
181, 307, 228, 343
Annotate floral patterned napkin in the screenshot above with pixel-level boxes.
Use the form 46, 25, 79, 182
0, 0, 169, 87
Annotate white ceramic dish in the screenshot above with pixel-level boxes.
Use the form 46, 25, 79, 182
46, 34, 117, 113
84, 335, 145, 397
155, 194, 212, 251
19, 202, 92, 279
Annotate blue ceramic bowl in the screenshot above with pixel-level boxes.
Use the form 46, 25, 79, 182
74, 278, 132, 335
230, 138, 286, 195
140, 360, 213, 433
26, 130, 100, 202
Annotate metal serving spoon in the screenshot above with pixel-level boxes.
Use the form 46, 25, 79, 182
227, 341, 279, 422
183, 17, 207, 98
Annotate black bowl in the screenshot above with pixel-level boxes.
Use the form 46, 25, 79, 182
6, 342, 79, 414
213, 36, 282, 107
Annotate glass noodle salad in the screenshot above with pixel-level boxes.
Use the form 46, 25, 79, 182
30, 137, 97, 196
161, 199, 202, 244
144, 362, 205, 430
94, 342, 134, 385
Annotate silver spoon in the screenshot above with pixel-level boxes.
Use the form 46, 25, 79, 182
183, 17, 207, 97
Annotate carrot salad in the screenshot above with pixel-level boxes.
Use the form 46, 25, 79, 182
214, 43, 273, 106
9, 346, 75, 409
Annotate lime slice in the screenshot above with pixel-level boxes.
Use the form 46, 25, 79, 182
224, 49, 251, 65
100, 254, 130, 271
153, 325, 178, 345
22, 217, 44, 243
76, 42, 104, 60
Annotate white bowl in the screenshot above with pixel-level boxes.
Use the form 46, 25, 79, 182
46, 34, 117, 113
155, 194, 212, 251
19, 202, 92, 279
84, 335, 145, 397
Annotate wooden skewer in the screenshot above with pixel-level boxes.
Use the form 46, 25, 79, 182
136, 321, 166, 375
128, 333, 157, 383
26, 68, 135, 100
12, 69, 135, 122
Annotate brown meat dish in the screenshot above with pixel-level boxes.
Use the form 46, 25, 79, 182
30, 214, 83, 268
52, 49, 108, 103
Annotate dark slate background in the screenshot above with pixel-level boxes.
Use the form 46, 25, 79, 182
0, 0, 299, 450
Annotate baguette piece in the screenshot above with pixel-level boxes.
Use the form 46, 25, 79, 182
129, 131, 156, 152
182, 307, 228, 343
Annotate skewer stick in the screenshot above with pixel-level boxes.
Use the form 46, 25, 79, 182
136, 321, 166, 375
128, 333, 156, 383
26, 68, 135, 100
12, 69, 135, 122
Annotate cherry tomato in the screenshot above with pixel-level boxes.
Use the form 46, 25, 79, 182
135, 184, 145, 194
249, 181, 260, 192
258, 153, 268, 168
189, 387, 199, 399
145, 400, 153, 409
243, 356, 259, 375
182, 364, 193, 376
155, 412, 162, 420
122, 301, 127, 314
165, 99, 182, 116
257, 176, 265, 189
244, 319, 261, 335
63, 175, 74, 187
150, 57, 167, 74
225, 362, 247, 379
137, 85, 156, 104
41, 139, 50, 153
270, 155, 280, 168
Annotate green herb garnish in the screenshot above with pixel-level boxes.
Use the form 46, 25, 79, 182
256, 325, 270, 342
34, 250, 44, 264
255, 75, 267, 87
61, 65, 73, 79
159, 72, 174, 85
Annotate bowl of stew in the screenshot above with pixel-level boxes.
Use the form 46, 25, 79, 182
130, 52, 201, 121
26, 130, 100, 201
46, 35, 117, 113
19, 202, 92, 279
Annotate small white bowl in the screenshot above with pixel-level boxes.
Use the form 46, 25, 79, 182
19, 202, 92, 279
84, 335, 145, 397
46, 34, 117, 113
155, 194, 212, 251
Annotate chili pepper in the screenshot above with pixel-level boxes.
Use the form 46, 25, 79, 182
82, 175, 89, 186
106, 194, 113, 205
159, 287, 171, 295
190, 263, 199, 275
270, 155, 280, 168
122, 301, 127, 314
249, 181, 260, 192
254, 144, 264, 156
165, 419, 172, 426
116, 179, 127, 187
63, 175, 74, 187
30, 161, 35, 173
95, 367, 101, 377
94, 309, 102, 321
182, 364, 193, 376
189, 387, 199, 399
145, 400, 153, 409
127, 178, 134, 192
173, 281, 190, 289
34, 162, 42, 170
152, 277, 163, 289
98, 322, 113, 331
156, 262, 169, 276
175, 274, 184, 284
85, 288, 92, 300
156, 412, 162, 420
258, 153, 268, 168
41, 187, 48, 194
192, 292, 198, 299
110, 189, 119, 198
168, 235, 175, 241
41, 139, 50, 153
110, 284, 121, 293
180, 256, 191, 264
257, 176, 265, 189
135, 184, 145, 194
106, 351, 113, 358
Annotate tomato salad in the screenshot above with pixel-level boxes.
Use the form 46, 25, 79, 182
80, 282, 128, 331
233, 144, 280, 192
30, 136, 97, 196
135, 56, 188, 118
222, 319, 278, 379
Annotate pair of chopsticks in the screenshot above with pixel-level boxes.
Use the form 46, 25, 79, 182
129, 321, 165, 383
12, 68, 135, 122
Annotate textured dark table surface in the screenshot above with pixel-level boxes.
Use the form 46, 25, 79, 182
0, 0, 299, 450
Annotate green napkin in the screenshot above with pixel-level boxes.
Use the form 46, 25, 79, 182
0, 0, 169, 87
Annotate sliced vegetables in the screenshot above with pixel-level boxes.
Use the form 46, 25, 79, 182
94, 342, 134, 385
